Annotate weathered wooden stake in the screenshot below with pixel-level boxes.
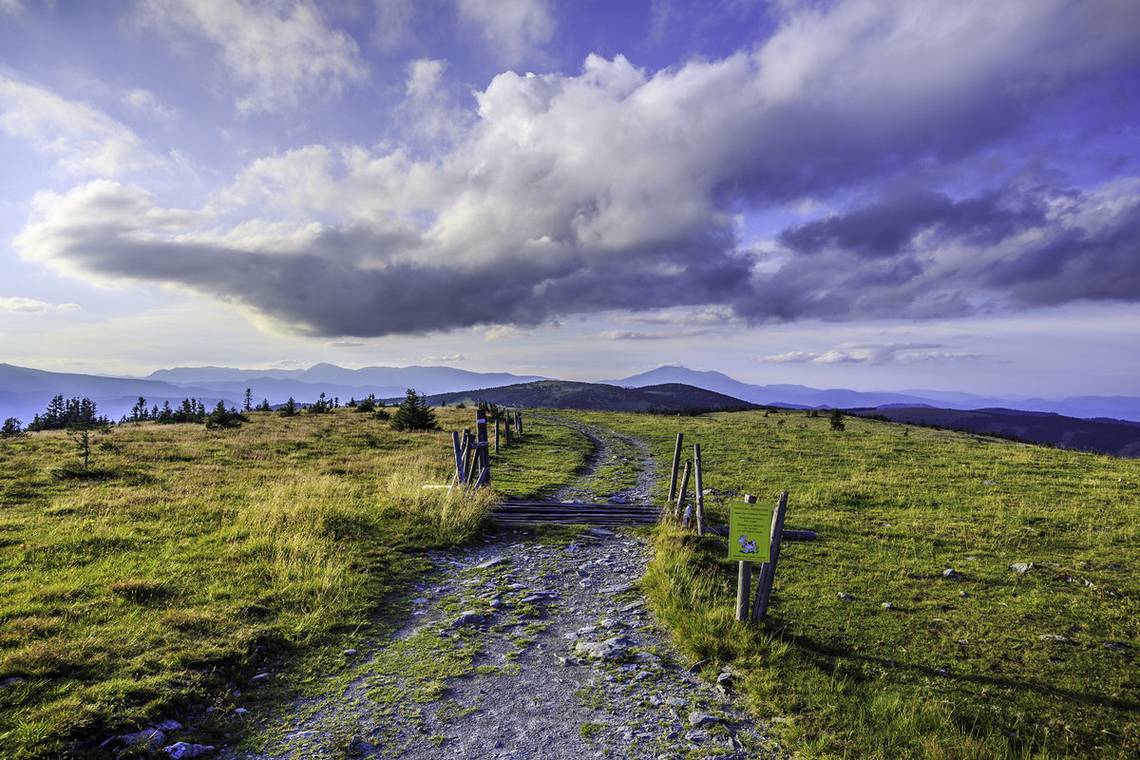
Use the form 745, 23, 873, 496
753, 490, 789, 621
452, 431, 465, 483
475, 414, 491, 486
515, 411, 523, 435
736, 494, 757, 622
494, 418, 500, 453
462, 429, 475, 483
675, 460, 692, 523
667, 433, 684, 504
693, 443, 705, 536
736, 560, 753, 622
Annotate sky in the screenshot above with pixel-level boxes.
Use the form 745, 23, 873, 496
0, 0, 1138, 396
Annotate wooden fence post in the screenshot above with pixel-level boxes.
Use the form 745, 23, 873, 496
693, 443, 705, 536
494, 418, 500, 454
735, 494, 757, 622
667, 433, 684, 504
475, 414, 490, 486
503, 412, 512, 445
462, 429, 475, 483
516, 411, 523, 435
675, 460, 692, 523
452, 431, 465, 483
753, 491, 789, 620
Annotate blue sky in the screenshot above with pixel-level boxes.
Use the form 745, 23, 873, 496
0, 0, 1138, 396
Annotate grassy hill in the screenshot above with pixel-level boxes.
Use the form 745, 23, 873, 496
428, 380, 756, 413
0, 406, 1136, 758
852, 406, 1140, 457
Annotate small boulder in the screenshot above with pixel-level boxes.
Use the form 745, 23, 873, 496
881, 602, 894, 610
688, 711, 723, 728
942, 568, 962, 580
451, 611, 485, 628
154, 720, 183, 732
163, 742, 216, 759
346, 735, 377, 757
1010, 562, 1033, 575
120, 729, 167, 750
574, 635, 634, 661
475, 556, 506, 569
837, 592, 854, 602
715, 672, 733, 694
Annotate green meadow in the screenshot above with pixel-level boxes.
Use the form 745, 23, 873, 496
559, 409, 1140, 759
1, 406, 1137, 758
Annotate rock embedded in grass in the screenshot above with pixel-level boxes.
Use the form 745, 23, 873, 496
119, 728, 167, 749
163, 742, 216, 759
942, 568, 962, 580
451, 610, 486, 628
838, 592, 854, 602
1010, 562, 1033, 575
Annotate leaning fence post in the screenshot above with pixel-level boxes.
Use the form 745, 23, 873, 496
667, 433, 683, 504
693, 443, 705, 536
753, 491, 789, 620
675, 460, 692, 523
462, 429, 475, 483
452, 431, 465, 483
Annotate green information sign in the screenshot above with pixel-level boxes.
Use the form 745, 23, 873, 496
728, 500, 774, 562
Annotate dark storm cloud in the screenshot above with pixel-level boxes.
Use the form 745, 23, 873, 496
15, 0, 1140, 337
779, 190, 1045, 259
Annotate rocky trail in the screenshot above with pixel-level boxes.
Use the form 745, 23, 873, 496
230, 418, 776, 759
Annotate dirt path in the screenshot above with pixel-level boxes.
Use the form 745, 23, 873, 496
232, 419, 774, 759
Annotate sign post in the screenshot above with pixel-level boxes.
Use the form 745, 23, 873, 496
730, 494, 775, 622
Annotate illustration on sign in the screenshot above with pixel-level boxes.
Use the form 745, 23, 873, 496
728, 499, 774, 562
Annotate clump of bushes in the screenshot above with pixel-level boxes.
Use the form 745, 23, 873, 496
205, 401, 248, 429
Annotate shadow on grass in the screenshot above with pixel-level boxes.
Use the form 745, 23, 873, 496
769, 624, 1140, 713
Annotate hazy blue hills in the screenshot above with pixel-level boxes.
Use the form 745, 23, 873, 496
852, 406, 1140, 458
0, 363, 545, 423
607, 365, 1140, 422
428, 380, 757, 413
2, 361, 1137, 457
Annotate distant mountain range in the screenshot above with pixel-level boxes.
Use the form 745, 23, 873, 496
605, 366, 1140, 422
1, 362, 1137, 457
429, 380, 756, 413
0, 363, 543, 423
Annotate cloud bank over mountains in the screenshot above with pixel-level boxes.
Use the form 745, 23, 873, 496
9, 0, 1140, 339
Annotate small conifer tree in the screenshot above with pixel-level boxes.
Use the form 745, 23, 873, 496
389, 388, 437, 431
830, 409, 845, 431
